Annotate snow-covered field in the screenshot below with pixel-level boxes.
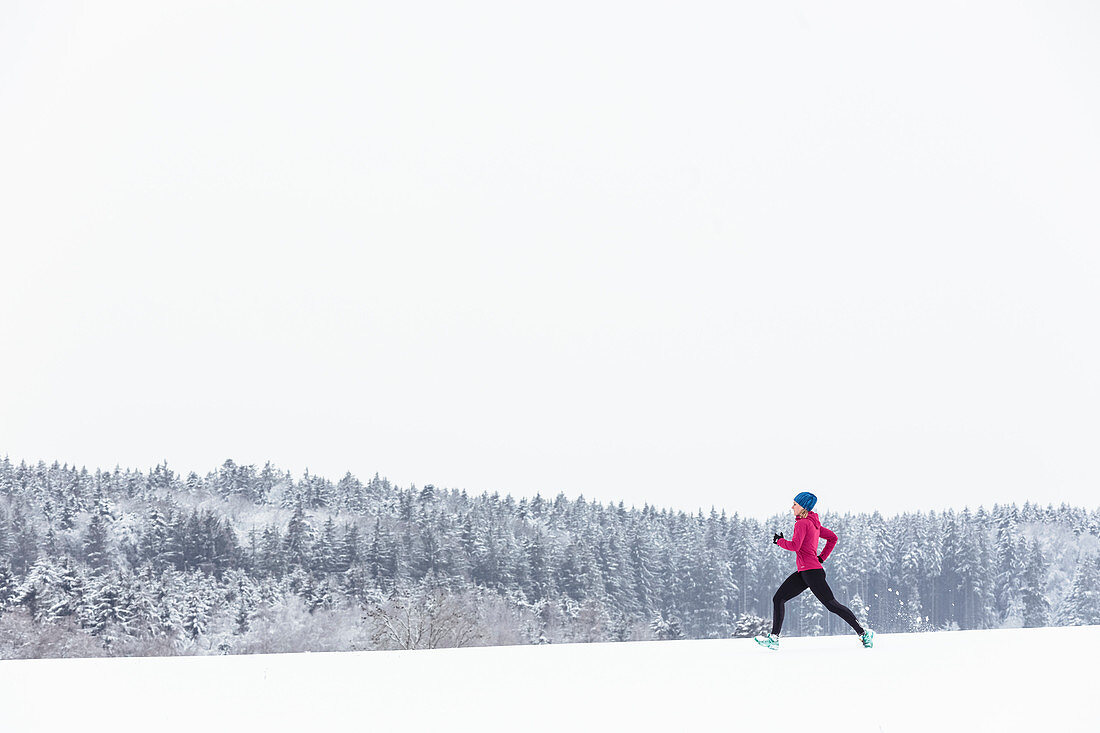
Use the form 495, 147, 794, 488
3, 626, 1095, 732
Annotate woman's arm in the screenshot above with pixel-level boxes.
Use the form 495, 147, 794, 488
818, 525, 838, 561
776, 520, 805, 552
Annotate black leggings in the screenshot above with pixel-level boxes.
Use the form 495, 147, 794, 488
772, 568, 864, 636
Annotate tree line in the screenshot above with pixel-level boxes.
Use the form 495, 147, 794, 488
1, 455, 1098, 658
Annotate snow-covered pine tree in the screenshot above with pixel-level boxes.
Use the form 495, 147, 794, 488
939, 510, 963, 629
1020, 538, 1051, 628
1056, 553, 1100, 626
121, 569, 160, 639
803, 591, 825, 636
974, 521, 1000, 628
627, 522, 659, 618
523, 528, 554, 603
650, 609, 684, 640
366, 515, 396, 590
9, 504, 39, 575
85, 570, 133, 648
849, 594, 869, 632
259, 525, 285, 578
47, 555, 87, 624
82, 511, 111, 572
283, 502, 314, 570
733, 612, 769, 638
234, 597, 251, 635
338, 522, 361, 574
316, 516, 339, 575
14, 557, 62, 622
180, 580, 212, 641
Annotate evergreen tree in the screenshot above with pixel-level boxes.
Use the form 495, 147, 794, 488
260, 525, 285, 578
47, 555, 87, 622
849, 594, 869, 631
898, 520, 924, 605
140, 507, 170, 570
650, 609, 684, 640
181, 581, 212, 640
974, 524, 999, 629
0, 562, 16, 612
869, 512, 896, 629
123, 566, 161, 638
681, 535, 732, 638
82, 511, 111, 572
1020, 539, 1051, 628
316, 517, 339, 575
556, 540, 587, 601
338, 522, 361, 573
212, 516, 240, 577
1003, 535, 1030, 623
733, 612, 769, 638
85, 570, 132, 646
802, 591, 825, 636
366, 516, 396, 588
992, 504, 1019, 619
0, 510, 12, 562
284, 502, 314, 569
726, 520, 757, 619
58, 498, 77, 532
939, 511, 963, 628
336, 471, 366, 512
523, 529, 555, 603
1056, 554, 1100, 626
234, 598, 252, 635
417, 512, 443, 579
183, 510, 205, 569
8, 505, 38, 575
163, 510, 186, 570
14, 557, 62, 622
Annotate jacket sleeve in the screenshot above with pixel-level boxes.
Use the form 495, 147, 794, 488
776, 520, 805, 552
818, 525, 838, 561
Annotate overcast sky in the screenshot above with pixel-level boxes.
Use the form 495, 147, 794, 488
2, 1, 1098, 521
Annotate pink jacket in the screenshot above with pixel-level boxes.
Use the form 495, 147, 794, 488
776, 511, 837, 571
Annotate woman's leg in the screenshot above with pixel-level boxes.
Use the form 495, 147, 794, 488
802, 569, 865, 635
771, 571, 808, 636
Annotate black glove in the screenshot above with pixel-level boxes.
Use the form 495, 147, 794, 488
817, 554, 824, 563
773, 532, 784, 544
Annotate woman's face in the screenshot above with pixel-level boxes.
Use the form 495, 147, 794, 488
791, 501, 803, 517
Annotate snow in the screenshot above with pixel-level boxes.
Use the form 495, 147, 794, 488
2, 625, 1095, 731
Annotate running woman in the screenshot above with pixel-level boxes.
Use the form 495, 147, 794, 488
754, 492, 874, 650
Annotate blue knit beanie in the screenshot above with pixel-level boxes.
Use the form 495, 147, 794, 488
794, 491, 817, 512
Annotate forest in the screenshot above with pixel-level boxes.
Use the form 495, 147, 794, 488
1, 455, 1098, 658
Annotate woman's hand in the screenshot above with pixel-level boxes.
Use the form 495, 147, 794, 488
773, 532, 784, 544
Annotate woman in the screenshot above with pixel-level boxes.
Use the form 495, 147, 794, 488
754, 491, 874, 650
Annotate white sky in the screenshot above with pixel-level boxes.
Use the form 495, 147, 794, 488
2, 1, 1098, 521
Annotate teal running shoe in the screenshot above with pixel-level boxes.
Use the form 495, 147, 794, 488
754, 633, 780, 650
859, 629, 874, 648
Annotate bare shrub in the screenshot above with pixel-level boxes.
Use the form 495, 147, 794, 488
0, 608, 108, 659
363, 584, 484, 650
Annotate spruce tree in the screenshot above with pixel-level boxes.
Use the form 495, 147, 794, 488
524, 529, 554, 603
181, 583, 212, 640
14, 557, 62, 622
86, 570, 132, 646
83, 511, 111, 572
0, 562, 16, 612
1056, 554, 1100, 626
338, 522, 361, 573
1020, 539, 1051, 628
317, 517, 339, 575
284, 502, 314, 569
